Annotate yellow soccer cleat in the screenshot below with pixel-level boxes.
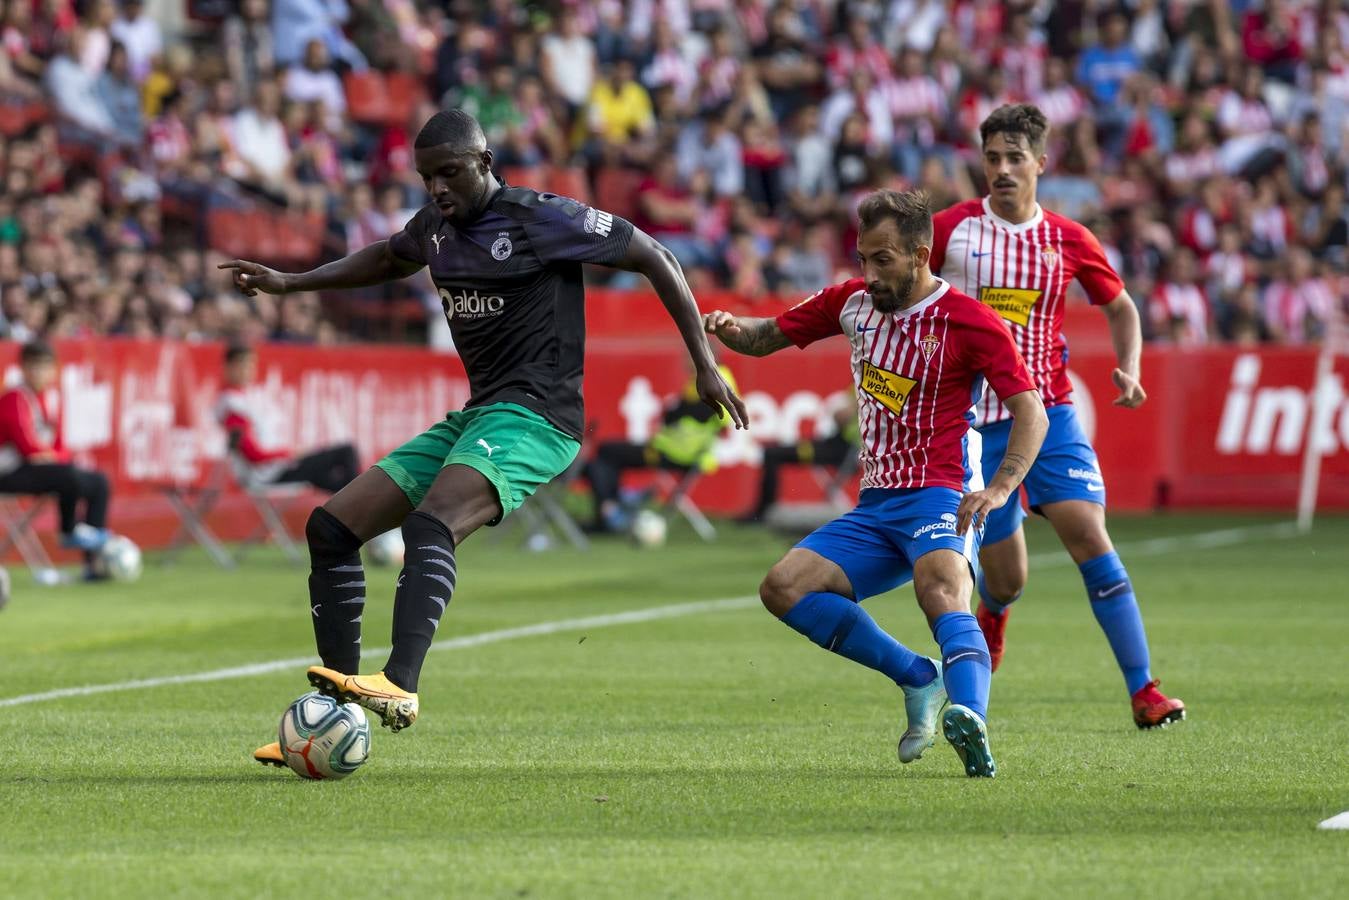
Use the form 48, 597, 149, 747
253, 741, 285, 768
306, 666, 419, 732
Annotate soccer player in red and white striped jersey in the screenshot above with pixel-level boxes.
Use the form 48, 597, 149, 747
704, 190, 1048, 777
931, 104, 1186, 729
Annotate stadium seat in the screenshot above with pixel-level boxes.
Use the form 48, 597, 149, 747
0, 496, 61, 585
383, 71, 429, 128
592, 167, 645, 224
343, 71, 391, 127
542, 166, 591, 204
501, 166, 545, 190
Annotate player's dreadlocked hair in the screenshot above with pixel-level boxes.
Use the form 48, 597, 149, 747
857, 189, 933, 251
414, 109, 486, 151
979, 103, 1050, 155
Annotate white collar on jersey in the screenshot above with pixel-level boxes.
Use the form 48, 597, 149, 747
871, 277, 950, 320
982, 196, 1044, 233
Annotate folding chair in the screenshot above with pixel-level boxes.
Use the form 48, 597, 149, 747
512, 482, 591, 552
809, 449, 861, 511
0, 495, 62, 584
161, 463, 237, 569
231, 477, 307, 565
654, 467, 717, 542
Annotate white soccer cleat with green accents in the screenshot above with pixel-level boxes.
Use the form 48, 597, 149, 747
898, 658, 947, 763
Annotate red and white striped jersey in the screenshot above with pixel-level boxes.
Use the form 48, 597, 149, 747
931, 197, 1124, 426
776, 276, 1035, 493
1152, 282, 1210, 345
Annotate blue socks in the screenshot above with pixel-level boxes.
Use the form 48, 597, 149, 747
977, 573, 1021, 616
932, 611, 991, 720
1081, 551, 1152, 695
781, 592, 937, 688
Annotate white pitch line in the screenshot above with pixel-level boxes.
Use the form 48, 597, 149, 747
0, 596, 757, 708
0, 522, 1300, 709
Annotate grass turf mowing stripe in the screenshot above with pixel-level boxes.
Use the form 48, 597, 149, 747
0, 521, 1299, 709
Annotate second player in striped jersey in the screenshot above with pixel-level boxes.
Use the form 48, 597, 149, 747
931, 104, 1185, 729
705, 190, 1048, 777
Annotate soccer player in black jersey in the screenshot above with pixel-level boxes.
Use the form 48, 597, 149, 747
223, 110, 747, 764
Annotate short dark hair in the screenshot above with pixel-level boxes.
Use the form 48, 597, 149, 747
20, 340, 54, 365
414, 109, 486, 151
224, 343, 254, 365
980, 103, 1050, 155
856, 189, 933, 250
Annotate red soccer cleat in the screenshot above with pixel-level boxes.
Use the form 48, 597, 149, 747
1131, 680, 1186, 729
975, 603, 1009, 673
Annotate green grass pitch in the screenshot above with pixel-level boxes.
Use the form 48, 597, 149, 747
0, 513, 1346, 898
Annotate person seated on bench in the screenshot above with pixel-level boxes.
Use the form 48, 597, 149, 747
0, 340, 112, 572
216, 344, 361, 493
738, 393, 859, 523
580, 363, 738, 533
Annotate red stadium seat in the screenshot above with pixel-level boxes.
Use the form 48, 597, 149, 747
207, 209, 253, 259
542, 166, 591, 205
592, 166, 645, 224
343, 71, 390, 126
501, 166, 545, 189
383, 71, 429, 129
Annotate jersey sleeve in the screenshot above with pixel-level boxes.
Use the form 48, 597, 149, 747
386, 204, 438, 266
775, 279, 862, 348
521, 194, 635, 267
929, 205, 960, 275
1071, 224, 1125, 306
964, 305, 1038, 401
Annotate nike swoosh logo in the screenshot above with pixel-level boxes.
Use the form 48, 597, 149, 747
1095, 583, 1129, 599
856, 325, 875, 333
972, 251, 992, 258
1085, 483, 1104, 492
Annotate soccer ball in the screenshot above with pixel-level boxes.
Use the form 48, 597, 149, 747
278, 691, 371, 781
99, 535, 142, 582
630, 509, 668, 548
366, 529, 405, 567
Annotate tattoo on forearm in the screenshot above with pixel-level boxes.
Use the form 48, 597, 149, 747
722, 318, 791, 356
998, 452, 1029, 483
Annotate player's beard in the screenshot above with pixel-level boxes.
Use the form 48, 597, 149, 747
872, 268, 916, 313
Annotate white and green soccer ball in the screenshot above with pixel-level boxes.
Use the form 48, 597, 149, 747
630, 509, 668, 548
99, 535, 143, 582
278, 691, 371, 780
365, 529, 405, 567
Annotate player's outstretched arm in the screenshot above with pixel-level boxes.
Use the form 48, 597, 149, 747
613, 229, 749, 429
702, 310, 792, 357
218, 241, 424, 297
1101, 290, 1147, 408
956, 389, 1048, 535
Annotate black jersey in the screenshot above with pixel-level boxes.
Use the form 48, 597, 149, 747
389, 186, 634, 439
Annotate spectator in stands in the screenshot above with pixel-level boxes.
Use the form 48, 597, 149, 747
44, 30, 117, 139
108, 0, 161, 84
586, 58, 656, 165
738, 394, 859, 524
96, 41, 142, 148
1152, 248, 1210, 346
541, 7, 595, 118
216, 343, 360, 492
0, 340, 112, 572
271, 0, 365, 73
580, 363, 739, 534
283, 38, 345, 134
223, 0, 275, 102
635, 154, 717, 274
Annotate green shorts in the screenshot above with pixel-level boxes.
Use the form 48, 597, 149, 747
376, 402, 580, 523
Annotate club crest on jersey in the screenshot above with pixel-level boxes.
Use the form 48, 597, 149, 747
860, 360, 918, 418
1041, 245, 1059, 269
584, 207, 614, 237
491, 233, 513, 261
920, 333, 941, 362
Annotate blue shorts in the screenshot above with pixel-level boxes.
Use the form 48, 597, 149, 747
977, 403, 1105, 546
797, 487, 982, 602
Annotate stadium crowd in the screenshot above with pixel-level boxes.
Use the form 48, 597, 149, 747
0, 0, 1345, 347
